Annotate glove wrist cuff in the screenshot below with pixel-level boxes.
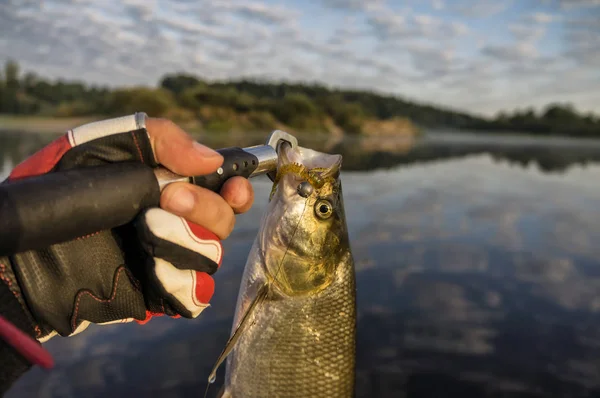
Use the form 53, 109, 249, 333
0, 260, 38, 393
0, 257, 41, 338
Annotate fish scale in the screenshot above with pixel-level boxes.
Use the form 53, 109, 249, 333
224, 251, 355, 397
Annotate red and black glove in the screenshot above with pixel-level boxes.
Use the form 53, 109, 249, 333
0, 114, 226, 391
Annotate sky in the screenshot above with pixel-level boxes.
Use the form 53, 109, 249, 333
0, 0, 599, 117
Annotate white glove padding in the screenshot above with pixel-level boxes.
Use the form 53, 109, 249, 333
136, 208, 223, 320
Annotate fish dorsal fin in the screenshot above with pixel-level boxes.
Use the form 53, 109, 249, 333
204, 283, 270, 398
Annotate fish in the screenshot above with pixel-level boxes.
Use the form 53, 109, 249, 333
207, 143, 356, 398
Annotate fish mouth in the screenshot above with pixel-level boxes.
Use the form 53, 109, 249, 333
280, 145, 343, 177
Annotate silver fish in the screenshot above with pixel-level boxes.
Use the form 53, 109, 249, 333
208, 144, 356, 398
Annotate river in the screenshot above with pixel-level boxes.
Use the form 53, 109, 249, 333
3, 129, 600, 397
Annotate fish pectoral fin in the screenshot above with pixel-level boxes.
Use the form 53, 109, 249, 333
216, 385, 229, 398
205, 283, 270, 391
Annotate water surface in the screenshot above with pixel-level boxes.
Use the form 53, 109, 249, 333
3, 130, 600, 397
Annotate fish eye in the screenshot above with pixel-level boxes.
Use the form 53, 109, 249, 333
314, 199, 333, 220
297, 181, 314, 198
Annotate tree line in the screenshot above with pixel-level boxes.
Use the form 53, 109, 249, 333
0, 59, 598, 137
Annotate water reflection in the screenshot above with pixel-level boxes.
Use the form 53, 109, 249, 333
349, 159, 600, 397
4, 130, 600, 181
3, 131, 600, 397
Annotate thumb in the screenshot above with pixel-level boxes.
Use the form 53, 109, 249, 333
146, 118, 223, 176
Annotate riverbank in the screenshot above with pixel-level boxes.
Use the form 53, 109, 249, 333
0, 115, 99, 134
0, 114, 421, 138
1, 60, 598, 139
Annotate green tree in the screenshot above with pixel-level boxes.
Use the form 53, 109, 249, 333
5, 60, 19, 90
272, 93, 318, 125
543, 103, 578, 122
317, 95, 365, 133
3, 60, 20, 113
188, 86, 240, 109
331, 102, 364, 134
105, 87, 175, 117
161, 74, 204, 95
22, 72, 38, 93
0, 69, 4, 112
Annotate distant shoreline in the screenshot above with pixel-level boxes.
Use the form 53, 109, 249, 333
0, 115, 98, 134
0, 115, 419, 138
0, 115, 209, 136
1, 60, 597, 138
4, 116, 600, 151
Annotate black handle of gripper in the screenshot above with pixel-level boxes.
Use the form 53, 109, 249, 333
193, 147, 259, 192
0, 162, 160, 256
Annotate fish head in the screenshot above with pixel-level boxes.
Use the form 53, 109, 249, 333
260, 144, 350, 297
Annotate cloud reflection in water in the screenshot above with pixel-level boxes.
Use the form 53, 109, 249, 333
3, 135, 600, 396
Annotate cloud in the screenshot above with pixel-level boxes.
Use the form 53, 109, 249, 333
367, 13, 407, 40
525, 12, 558, 23
562, 13, 600, 69
321, 0, 385, 11
559, 0, 600, 8
402, 42, 460, 79
216, 2, 299, 24
508, 23, 547, 43
565, 15, 600, 30
481, 43, 538, 63
122, 0, 155, 21
367, 10, 469, 42
450, 0, 511, 18
432, 0, 445, 10
564, 29, 600, 68
326, 18, 364, 46
0, 0, 599, 116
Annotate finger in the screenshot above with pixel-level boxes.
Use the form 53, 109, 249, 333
146, 118, 223, 176
160, 182, 235, 239
220, 176, 255, 214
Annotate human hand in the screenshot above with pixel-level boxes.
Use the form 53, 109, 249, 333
147, 117, 253, 238
1, 113, 254, 342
